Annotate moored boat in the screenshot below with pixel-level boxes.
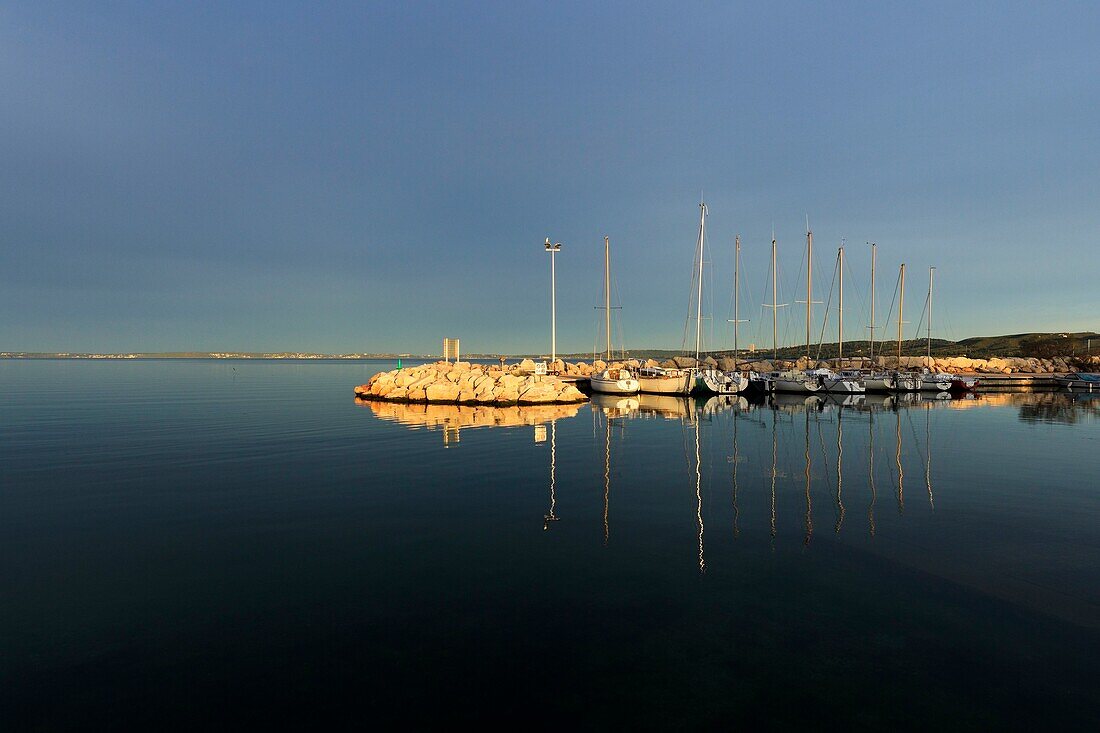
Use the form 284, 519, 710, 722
695, 368, 750, 394
812, 368, 865, 394
918, 371, 953, 392
1055, 372, 1100, 390
637, 366, 693, 395
891, 372, 922, 392
589, 368, 641, 395
771, 369, 824, 394
949, 375, 980, 392
864, 372, 896, 392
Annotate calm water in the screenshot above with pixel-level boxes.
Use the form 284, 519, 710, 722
2, 360, 1098, 729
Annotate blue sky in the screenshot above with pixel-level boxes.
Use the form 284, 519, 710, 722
2, 1, 1097, 354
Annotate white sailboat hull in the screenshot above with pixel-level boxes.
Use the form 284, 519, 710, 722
637, 372, 693, 395
919, 374, 952, 392
864, 376, 895, 392
589, 370, 640, 395
822, 377, 866, 394
891, 374, 922, 392
772, 375, 824, 394
696, 369, 750, 394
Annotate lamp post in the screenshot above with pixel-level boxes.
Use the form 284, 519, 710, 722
544, 237, 562, 369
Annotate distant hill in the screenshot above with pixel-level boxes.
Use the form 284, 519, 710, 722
555, 331, 1100, 362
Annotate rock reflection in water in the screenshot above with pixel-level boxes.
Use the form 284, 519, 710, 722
357, 397, 584, 445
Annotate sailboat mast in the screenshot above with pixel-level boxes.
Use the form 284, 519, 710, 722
869, 243, 876, 363
897, 263, 906, 362
695, 203, 707, 364
838, 245, 845, 360
733, 234, 740, 357
805, 226, 813, 359
604, 236, 611, 361
927, 267, 935, 361
772, 236, 778, 362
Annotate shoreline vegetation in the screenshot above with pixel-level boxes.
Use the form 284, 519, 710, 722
2, 332, 1096, 362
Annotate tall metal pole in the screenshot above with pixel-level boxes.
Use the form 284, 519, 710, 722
898, 263, 906, 363
869, 243, 876, 363
734, 234, 740, 357
806, 226, 813, 359
695, 203, 707, 364
604, 236, 611, 361
772, 235, 779, 362
927, 267, 935, 361
544, 238, 561, 367
551, 248, 556, 364
838, 245, 845, 360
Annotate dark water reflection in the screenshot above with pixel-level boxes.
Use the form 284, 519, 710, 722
1, 361, 1098, 729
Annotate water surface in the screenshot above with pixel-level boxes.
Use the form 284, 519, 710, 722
2, 360, 1098, 729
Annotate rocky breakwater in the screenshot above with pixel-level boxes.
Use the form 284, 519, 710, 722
355, 360, 587, 405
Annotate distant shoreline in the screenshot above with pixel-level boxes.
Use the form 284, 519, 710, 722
2, 332, 1096, 362
0, 353, 434, 360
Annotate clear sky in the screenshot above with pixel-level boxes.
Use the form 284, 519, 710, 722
2, 1, 1097, 354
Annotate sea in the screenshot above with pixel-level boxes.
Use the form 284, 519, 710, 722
1, 359, 1098, 729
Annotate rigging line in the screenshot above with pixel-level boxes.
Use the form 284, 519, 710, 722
681, 239, 701, 355
882, 268, 901, 352
911, 289, 929, 344
612, 271, 628, 358
815, 254, 840, 361
843, 255, 870, 349
754, 248, 775, 351
741, 246, 760, 351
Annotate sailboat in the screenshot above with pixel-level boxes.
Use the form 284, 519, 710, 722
773, 225, 824, 394
815, 243, 865, 394
689, 204, 749, 395
865, 258, 919, 391
890, 264, 922, 392
589, 236, 640, 395
916, 267, 977, 392
636, 367, 694, 394
864, 242, 896, 392
718, 233, 763, 393
917, 267, 951, 392
753, 233, 787, 394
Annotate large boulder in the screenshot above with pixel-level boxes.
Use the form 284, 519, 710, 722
493, 384, 521, 404
718, 357, 737, 372
518, 382, 558, 404
672, 356, 697, 368
558, 384, 586, 402
425, 381, 461, 402
518, 358, 537, 372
